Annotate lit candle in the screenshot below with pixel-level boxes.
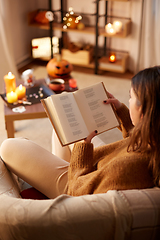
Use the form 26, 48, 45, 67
113, 20, 122, 33
105, 23, 116, 35
105, 23, 113, 33
107, 27, 116, 35
15, 84, 26, 99
4, 72, 16, 93
69, 78, 77, 88
7, 91, 18, 103
109, 54, 116, 63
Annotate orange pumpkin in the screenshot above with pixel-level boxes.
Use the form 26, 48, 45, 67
63, 14, 79, 29
46, 57, 73, 78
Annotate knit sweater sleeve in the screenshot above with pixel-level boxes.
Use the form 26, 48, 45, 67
67, 142, 98, 196
116, 103, 134, 138
66, 104, 134, 196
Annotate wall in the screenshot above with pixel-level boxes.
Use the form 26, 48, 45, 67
9, 0, 48, 68
9, 0, 142, 73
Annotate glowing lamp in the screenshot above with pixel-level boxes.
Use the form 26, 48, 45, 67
31, 37, 59, 61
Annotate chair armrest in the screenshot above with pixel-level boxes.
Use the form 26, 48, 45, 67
0, 190, 131, 240
120, 188, 160, 239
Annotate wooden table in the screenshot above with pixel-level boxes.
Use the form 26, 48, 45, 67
4, 101, 47, 138
4, 78, 49, 138
4, 78, 77, 138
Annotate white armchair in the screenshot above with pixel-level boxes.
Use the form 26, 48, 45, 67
0, 157, 160, 240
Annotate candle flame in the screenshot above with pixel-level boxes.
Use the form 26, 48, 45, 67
109, 54, 116, 62
107, 23, 112, 28
115, 21, 120, 26
109, 28, 115, 34
8, 72, 12, 76
19, 84, 22, 90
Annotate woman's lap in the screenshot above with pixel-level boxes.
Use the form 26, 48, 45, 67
0, 132, 106, 199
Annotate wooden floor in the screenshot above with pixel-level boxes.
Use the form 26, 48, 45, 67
18, 59, 134, 80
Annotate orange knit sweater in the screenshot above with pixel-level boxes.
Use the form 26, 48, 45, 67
66, 104, 154, 196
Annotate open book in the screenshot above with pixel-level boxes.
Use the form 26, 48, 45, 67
41, 82, 120, 146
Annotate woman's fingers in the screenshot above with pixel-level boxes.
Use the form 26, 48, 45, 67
106, 91, 114, 98
103, 91, 122, 110
84, 130, 98, 143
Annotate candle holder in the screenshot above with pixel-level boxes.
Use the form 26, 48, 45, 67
69, 78, 77, 89
21, 69, 35, 87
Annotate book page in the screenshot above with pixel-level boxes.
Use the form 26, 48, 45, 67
42, 97, 66, 144
73, 82, 119, 134
50, 92, 89, 145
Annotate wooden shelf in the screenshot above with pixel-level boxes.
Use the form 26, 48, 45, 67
28, 0, 131, 74
70, 61, 95, 69
61, 48, 94, 65
28, 10, 131, 38
28, 11, 95, 34
99, 19, 131, 38
100, 0, 129, 2
60, 52, 129, 73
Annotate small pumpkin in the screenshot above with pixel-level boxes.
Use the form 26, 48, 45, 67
63, 14, 79, 29
63, 8, 82, 29
46, 56, 73, 78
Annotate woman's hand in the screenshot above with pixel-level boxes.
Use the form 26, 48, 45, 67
84, 130, 98, 143
104, 91, 122, 110
84, 92, 121, 144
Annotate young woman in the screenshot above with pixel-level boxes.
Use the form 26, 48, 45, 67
1, 66, 159, 199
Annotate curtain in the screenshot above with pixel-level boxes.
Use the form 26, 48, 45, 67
0, 0, 19, 93
137, 0, 160, 72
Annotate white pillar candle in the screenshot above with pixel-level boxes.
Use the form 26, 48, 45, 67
105, 23, 113, 33
113, 20, 122, 33
105, 23, 116, 35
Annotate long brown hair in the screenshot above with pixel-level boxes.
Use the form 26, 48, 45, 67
128, 66, 160, 186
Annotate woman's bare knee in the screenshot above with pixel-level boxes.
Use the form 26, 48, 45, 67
0, 138, 28, 164
1, 138, 14, 162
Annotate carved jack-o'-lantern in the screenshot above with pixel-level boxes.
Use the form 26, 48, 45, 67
46, 56, 73, 78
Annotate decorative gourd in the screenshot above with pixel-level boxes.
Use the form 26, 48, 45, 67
46, 56, 73, 78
